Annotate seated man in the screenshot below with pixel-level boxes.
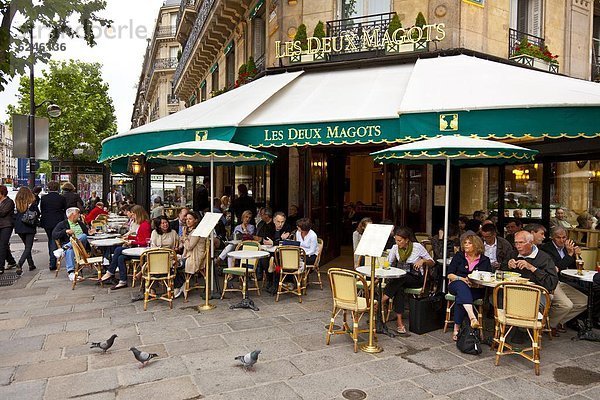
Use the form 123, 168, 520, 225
85, 201, 108, 225
550, 208, 573, 229
523, 223, 547, 246
480, 223, 514, 269
263, 212, 292, 293
504, 218, 523, 247
169, 207, 189, 237
253, 208, 276, 281
540, 226, 587, 335
52, 207, 93, 282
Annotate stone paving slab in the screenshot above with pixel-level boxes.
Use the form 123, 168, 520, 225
0, 241, 599, 400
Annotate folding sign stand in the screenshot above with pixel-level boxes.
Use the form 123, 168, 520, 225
192, 212, 223, 311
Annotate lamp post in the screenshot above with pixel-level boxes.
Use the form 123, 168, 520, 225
27, 24, 61, 188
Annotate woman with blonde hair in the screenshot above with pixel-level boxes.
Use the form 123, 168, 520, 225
447, 234, 492, 341
14, 187, 39, 275
353, 217, 372, 267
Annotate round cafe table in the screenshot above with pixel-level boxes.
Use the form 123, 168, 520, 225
89, 238, 125, 247
88, 233, 121, 240
356, 266, 406, 338
122, 247, 149, 257
227, 250, 270, 311
561, 269, 599, 342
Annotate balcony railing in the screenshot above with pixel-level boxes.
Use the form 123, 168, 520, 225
508, 28, 545, 59
593, 38, 600, 82
167, 94, 179, 104
157, 26, 176, 38
154, 57, 178, 70
176, 0, 197, 31
326, 12, 396, 57
173, 0, 217, 87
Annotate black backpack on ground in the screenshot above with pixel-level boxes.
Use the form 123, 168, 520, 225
456, 324, 483, 355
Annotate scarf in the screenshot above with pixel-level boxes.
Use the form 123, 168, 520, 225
397, 241, 413, 263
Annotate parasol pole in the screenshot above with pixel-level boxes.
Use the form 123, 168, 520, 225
442, 157, 451, 292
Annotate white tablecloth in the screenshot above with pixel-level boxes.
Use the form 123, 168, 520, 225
561, 269, 596, 283
356, 266, 406, 279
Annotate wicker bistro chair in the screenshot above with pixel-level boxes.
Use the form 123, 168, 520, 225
141, 248, 178, 311
275, 246, 306, 303
184, 238, 210, 302
303, 238, 324, 292
326, 268, 376, 352
91, 219, 106, 232
492, 282, 551, 375
54, 239, 65, 278
443, 294, 484, 337
69, 237, 104, 290
221, 240, 262, 299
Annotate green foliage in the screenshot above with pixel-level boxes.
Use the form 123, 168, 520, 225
313, 21, 326, 39
388, 14, 402, 37
0, 0, 111, 91
513, 38, 559, 64
294, 24, 308, 51
37, 160, 52, 177
246, 56, 257, 76
6, 60, 117, 162
210, 87, 228, 97
415, 12, 426, 27
238, 63, 247, 75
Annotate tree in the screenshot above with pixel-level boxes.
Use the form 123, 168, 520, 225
0, 0, 111, 91
313, 21, 325, 39
6, 59, 117, 162
294, 24, 308, 51
36, 160, 52, 177
387, 14, 402, 37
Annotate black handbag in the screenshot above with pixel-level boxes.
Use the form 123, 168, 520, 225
21, 207, 39, 227
456, 324, 483, 355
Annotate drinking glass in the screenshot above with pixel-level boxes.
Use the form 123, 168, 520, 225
576, 258, 584, 276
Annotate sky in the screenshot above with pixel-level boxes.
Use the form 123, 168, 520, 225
0, 0, 166, 133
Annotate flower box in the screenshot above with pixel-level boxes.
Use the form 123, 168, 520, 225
510, 54, 558, 73
385, 41, 428, 54
290, 54, 322, 63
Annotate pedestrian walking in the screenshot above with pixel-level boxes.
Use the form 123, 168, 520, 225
40, 181, 67, 271
14, 187, 39, 275
0, 185, 16, 274
62, 182, 84, 211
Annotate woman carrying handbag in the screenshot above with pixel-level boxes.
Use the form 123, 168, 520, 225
14, 187, 39, 275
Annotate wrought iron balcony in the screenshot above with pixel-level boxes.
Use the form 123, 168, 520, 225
176, 0, 197, 30
508, 28, 545, 59
157, 25, 176, 38
255, 55, 265, 74
154, 57, 178, 70
326, 12, 396, 58
173, 0, 217, 87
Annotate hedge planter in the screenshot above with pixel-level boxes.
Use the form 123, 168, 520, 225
510, 54, 559, 74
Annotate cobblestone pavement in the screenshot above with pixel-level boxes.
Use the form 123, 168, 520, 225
1, 240, 599, 400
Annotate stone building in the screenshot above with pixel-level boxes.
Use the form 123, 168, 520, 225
0, 123, 17, 182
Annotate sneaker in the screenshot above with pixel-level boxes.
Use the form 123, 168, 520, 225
174, 286, 183, 299
68, 272, 75, 281
53, 248, 64, 259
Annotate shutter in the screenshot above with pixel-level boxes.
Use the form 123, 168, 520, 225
253, 17, 265, 59
530, 0, 542, 37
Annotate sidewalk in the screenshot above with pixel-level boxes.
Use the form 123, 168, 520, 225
0, 238, 599, 399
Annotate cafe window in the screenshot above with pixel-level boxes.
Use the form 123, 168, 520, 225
550, 160, 600, 226
150, 174, 194, 218
504, 163, 543, 219
459, 167, 500, 218
235, 165, 270, 208
510, 0, 543, 37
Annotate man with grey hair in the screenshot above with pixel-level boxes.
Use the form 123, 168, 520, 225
52, 207, 93, 282
507, 230, 558, 294
550, 208, 573, 229
540, 226, 587, 335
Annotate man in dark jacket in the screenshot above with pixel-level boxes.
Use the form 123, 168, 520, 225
169, 207, 189, 236
230, 184, 257, 225
0, 185, 17, 273
52, 207, 90, 282
41, 181, 67, 271
194, 179, 210, 212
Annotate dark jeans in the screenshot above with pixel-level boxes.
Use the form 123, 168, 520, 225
0, 227, 15, 269
448, 280, 485, 325
107, 246, 130, 282
45, 227, 58, 268
17, 233, 36, 268
384, 273, 424, 314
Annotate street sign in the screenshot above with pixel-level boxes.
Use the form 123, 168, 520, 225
11, 114, 50, 159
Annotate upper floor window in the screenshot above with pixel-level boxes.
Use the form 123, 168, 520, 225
341, 0, 391, 19
226, 45, 235, 89
251, 3, 266, 70
510, 0, 543, 37
211, 65, 219, 92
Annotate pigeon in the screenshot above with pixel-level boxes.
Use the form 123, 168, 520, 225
90, 334, 118, 353
130, 347, 158, 368
235, 350, 261, 369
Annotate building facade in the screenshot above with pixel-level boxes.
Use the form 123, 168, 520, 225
124, 0, 600, 260
0, 123, 17, 183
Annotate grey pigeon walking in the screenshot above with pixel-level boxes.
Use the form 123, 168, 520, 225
90, 334, 118, 353
235, 350, 261, 369
130, 347, 158, 368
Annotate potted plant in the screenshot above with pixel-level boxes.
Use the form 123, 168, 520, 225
291, 23, 310, 63
510, 38, 559, 73
385, 14, 407, 53
412, 12, 428, 51
210, 87, 228, 98
312, 21, 326, 61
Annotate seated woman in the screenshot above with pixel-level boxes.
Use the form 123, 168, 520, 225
151, 216, 179, 249
101, 205, 151, 290
218, 210, 255, 267
174, 211, 207, 298
295, 218, 318, 266
382, 227, 435, 334
447, 234, 491, 341
353, 217, 372, 268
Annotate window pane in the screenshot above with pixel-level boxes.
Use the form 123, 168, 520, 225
550, 160, 600, 227
504, 163, 542, 219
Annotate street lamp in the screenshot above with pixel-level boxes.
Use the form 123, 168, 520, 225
27, 23, 61, 188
